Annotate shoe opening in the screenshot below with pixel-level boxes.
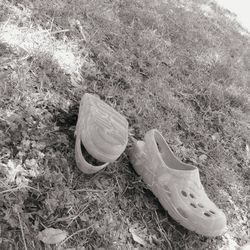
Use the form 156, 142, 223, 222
154, 130, 195, 171
80, 141, 106, 166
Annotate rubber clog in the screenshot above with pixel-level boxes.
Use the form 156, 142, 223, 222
75, 93, 128, 174
128, 129, 227, 237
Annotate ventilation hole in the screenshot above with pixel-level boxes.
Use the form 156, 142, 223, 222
204, 212, 211, 217
80, 142, 105, 166
181, 190, 187, 197
190, 203, 196, 208
189, 193, 195, 199
209, 210, 216, 214
198, 203, 204, 208
177, 207, 188, 219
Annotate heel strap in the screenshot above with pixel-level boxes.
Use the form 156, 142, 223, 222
75, 134, 108, 174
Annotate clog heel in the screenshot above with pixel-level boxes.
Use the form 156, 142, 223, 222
75, 93, 128, 174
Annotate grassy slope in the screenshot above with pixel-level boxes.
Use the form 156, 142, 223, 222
0, 0, 249, 249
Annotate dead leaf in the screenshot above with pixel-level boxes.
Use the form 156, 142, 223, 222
6, 160, 29, 186
199, 154, 207, 162
37, 228, 68, 244
45, 198, 59, 213
129, 228, 147, 246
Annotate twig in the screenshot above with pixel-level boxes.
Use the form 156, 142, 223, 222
16, 211, 28, 250
30, 28, 69, 36
57, 225, 92, 249
0, 185, 41, 195
67, 204, 89, 228
75, 20, 87, 42
72, 188, 108, 192
0, 187, 21, 194
154, 211, 172, 250
50, 29, 70, 35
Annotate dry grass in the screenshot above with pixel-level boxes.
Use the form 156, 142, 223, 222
0, 0, 249, 249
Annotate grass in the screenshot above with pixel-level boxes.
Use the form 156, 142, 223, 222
0, 0, 249, 249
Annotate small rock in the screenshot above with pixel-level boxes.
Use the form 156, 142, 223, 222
199, 154, 208, 162
211, 133, 220, 141
37, 228, 68, 245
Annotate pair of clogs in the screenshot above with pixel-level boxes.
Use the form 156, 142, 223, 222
75, 93, 227, 237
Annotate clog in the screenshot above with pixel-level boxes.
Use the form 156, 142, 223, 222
128, 129, 227, 237
75, 93, 128, 174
